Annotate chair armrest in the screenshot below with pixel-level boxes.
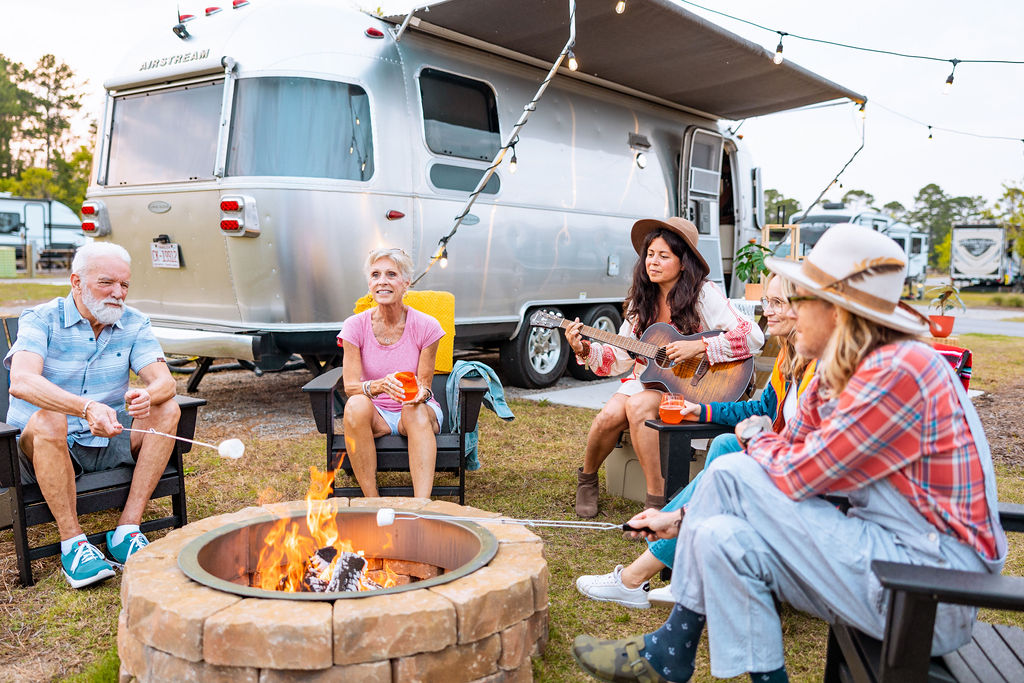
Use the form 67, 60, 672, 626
0, 420, 21, 489
302, 366, 344, 434
872, 560, 1024, 611
999, 502, 1024, 533
173, 394, 206, 452
457, 376, 488, 434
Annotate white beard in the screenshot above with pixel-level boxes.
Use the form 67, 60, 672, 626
83, 289, 125, 325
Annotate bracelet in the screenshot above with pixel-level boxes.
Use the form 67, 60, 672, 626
362, 380, 373, 398
576, 340, 591, 359
423, 388, 433, 402
81, 399, 95, 419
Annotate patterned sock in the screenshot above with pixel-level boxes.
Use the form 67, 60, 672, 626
750, 666, 788, 683
641, 602, 705, 682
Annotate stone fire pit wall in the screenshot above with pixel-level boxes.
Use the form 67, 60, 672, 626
118, 498, 549, 683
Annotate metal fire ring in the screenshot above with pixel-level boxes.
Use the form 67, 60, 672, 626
177, 507, 499, 600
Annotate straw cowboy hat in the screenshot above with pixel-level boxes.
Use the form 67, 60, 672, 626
630, 217, 710, 278
766, 223, 929, 336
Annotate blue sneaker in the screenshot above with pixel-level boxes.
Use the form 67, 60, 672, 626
105, 529, 150, 565
61, 540, 115, 588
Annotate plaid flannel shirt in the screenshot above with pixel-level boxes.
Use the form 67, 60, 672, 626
746, 341, 998, 560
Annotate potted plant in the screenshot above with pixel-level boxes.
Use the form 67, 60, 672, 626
734, 239, 773, 300
925, 283, 965, 338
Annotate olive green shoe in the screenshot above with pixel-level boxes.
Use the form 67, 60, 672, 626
572, 634, 671, 683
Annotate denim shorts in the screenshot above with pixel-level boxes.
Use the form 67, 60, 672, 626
18, 410, 135, 485
376, 401, 443, 436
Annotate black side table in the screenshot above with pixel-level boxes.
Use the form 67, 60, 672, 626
644, 420, 734, 500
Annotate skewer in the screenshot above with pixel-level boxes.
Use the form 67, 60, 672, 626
374, 507, 641, 532
123, 427, 245, 459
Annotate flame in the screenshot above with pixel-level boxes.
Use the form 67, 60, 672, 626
253, 466, 399, 593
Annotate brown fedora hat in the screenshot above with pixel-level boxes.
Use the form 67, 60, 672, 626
630, 217, 710, 278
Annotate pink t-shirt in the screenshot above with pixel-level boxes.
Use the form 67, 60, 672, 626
338, 307, 444, 413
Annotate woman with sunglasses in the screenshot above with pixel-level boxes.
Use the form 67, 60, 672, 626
575, 272, 816, 609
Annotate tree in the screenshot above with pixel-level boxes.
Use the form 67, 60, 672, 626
51, 145, 93, 209
22, 54, 83, 171
991, 181, 1024, 258
0, 54, 39, 178
907, 183, 988, 270
841, 189, 875, 210
764, 188, 801, 224
881, 200, 907, 222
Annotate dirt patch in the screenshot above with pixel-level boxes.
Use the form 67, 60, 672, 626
972, 380, 1024, 468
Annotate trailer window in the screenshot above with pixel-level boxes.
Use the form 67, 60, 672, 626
0, 212, 19, 234
106, 80, 222, 185
891, 236, 906, 252
429, 164, 500, 194
227, 77, 373, 180
419, 69, 500, 161
911, 236, 924, 255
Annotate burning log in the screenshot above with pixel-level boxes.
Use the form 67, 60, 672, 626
302, 546, 384, 593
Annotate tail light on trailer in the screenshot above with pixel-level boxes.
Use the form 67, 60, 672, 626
219, 195, 260, 237
80, 201, 111, 236
232, 0, 250, 8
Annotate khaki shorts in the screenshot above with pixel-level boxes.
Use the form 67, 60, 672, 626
18, 410, 135, 485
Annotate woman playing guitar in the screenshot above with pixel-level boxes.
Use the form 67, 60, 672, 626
565, 217, 764, 517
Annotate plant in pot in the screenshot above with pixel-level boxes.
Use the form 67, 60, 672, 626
734, 239, 773, 300
925, 283, 965, 338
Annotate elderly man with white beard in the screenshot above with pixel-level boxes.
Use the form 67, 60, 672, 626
5, 242, 179, 588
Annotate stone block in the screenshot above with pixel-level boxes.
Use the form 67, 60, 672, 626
205, 598, 333, 670
127, 574, 241, 661
525, 609, 549, 656
148, 647, 258, 683
382, 558, 440, 579
492, 543, 549, 611
334, 590, 456, 665
392, 634, 501, 682
429, 567, 533, 643
498, 620, 528, 671
142, 507, 270, 559
262, 498, 349, 518
421, 500, 500, 519
118, 610, 147, 679
120, 552, 191, 604
349, 496, 428, 511
260, 661, 391, 683
474, 664, 534, 683
474, 521, 541, 545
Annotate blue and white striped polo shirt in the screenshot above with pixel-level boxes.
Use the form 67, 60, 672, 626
4, 294, 165, 446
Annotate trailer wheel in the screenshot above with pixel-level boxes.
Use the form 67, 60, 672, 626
566, 304, 623, 380
500, 307, 570, 388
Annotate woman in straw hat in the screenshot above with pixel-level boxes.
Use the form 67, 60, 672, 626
565, 217, 764, 516
572, 224, 1006, 683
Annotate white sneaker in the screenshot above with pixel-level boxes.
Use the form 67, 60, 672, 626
575, 565, 650, 608
648, 583, 675, 606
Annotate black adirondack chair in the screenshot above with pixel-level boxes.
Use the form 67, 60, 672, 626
303, 367, 487, 503
824, 494, 1024, 683
0, 316, 206, 586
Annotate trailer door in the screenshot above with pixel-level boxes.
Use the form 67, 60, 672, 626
679, 127, 725, 287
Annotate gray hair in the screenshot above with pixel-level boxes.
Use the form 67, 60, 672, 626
365, 247, 414, 282
72, 242, 131, 276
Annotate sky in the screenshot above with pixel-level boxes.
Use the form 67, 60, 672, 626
2, 0, 1021, 213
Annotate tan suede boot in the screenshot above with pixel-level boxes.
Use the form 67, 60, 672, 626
644, 493, 666, 510
576, 468, 599, 518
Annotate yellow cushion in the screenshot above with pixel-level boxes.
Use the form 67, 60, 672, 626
353, 290, 455, 373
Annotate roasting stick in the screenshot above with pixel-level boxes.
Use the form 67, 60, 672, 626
375, 508, 645, 532
122, 427, 246, 459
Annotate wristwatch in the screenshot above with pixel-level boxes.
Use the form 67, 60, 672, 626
737, 421, 767, 448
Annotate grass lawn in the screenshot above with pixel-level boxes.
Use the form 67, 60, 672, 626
1, 333, 1023, 681
0, 282, 69, 306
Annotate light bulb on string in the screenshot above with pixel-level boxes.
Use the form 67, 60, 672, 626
438, 246, 449, 269
509, 149, 518, 174
615, 0, 626, 13
943, 59, 959, 95
568, 49, 579, 71
927, 125, 933, 141
773, 33, 786, 65
857, 102, 866, 119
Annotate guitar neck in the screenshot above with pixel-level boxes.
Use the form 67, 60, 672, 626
558, 320, 659, 359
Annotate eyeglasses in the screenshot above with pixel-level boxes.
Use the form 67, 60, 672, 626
759, 296, 789, 313
786, 294, 820, 311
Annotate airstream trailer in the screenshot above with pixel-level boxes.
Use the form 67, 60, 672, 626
0, 194, 87, 270
86, 0, 860, 387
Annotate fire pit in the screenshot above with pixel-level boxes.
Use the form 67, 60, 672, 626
117, 498, 549, 681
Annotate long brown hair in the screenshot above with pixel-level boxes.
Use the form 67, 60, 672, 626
625, 228, 706, 335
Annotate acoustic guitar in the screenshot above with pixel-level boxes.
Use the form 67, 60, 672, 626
530, 310, 753, 404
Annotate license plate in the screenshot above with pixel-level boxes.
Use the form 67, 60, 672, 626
151, 242, 181, 269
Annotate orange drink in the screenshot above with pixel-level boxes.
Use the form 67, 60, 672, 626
659, 393, 687, 424
395, 371, 418, 401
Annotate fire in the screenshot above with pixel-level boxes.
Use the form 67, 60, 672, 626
253, 466, 398, 592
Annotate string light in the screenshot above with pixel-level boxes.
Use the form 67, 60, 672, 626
944, 59, 959, 94
615, 0, 626, 14
567, 49, 579, 71
857, 102, 866, 119
928, 125, 933, 140
439, 246, 448, 269
773, 32, 786, 65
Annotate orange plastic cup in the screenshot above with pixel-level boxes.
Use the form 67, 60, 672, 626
395, 371, 418, 402
658, 393, 687, 424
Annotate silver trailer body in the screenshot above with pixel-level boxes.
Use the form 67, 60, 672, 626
951, 223, 1021, 287
87, 0, 859, 386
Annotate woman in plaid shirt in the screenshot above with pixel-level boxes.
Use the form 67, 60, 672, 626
572, 224, 1006, 683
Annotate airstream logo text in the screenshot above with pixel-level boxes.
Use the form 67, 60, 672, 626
139, 49, 210, 71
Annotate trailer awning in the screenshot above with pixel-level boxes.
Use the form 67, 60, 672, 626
385, 0, 864, 120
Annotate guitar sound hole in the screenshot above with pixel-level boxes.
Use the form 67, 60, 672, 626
654, 348, 672, 368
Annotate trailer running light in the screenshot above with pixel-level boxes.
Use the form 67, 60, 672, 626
220, 199, 240, 211
220, 219, 240, 231
232, 0, 250, 8
82, 221, 97, 233
385, 210, 405, 220
219, 195, 259, 237
80, 200, 111, 236
206, 7, 222, 16
179, 13, 195, 22
81, 204, 96, 215
365, 27, 385, 39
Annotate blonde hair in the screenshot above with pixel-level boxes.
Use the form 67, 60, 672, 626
819, 307, 912, 395
365, 247, 414, 282
770, 274, 811, 381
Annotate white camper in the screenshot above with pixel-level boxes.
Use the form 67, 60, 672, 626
951, 223, 1022, 288
0, 194, 88, 270
86, 0, 861, 387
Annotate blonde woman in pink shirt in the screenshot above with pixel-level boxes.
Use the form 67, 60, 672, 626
337, 248, 445, 497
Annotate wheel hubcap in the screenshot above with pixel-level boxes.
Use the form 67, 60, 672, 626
528, 326, 561, 374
